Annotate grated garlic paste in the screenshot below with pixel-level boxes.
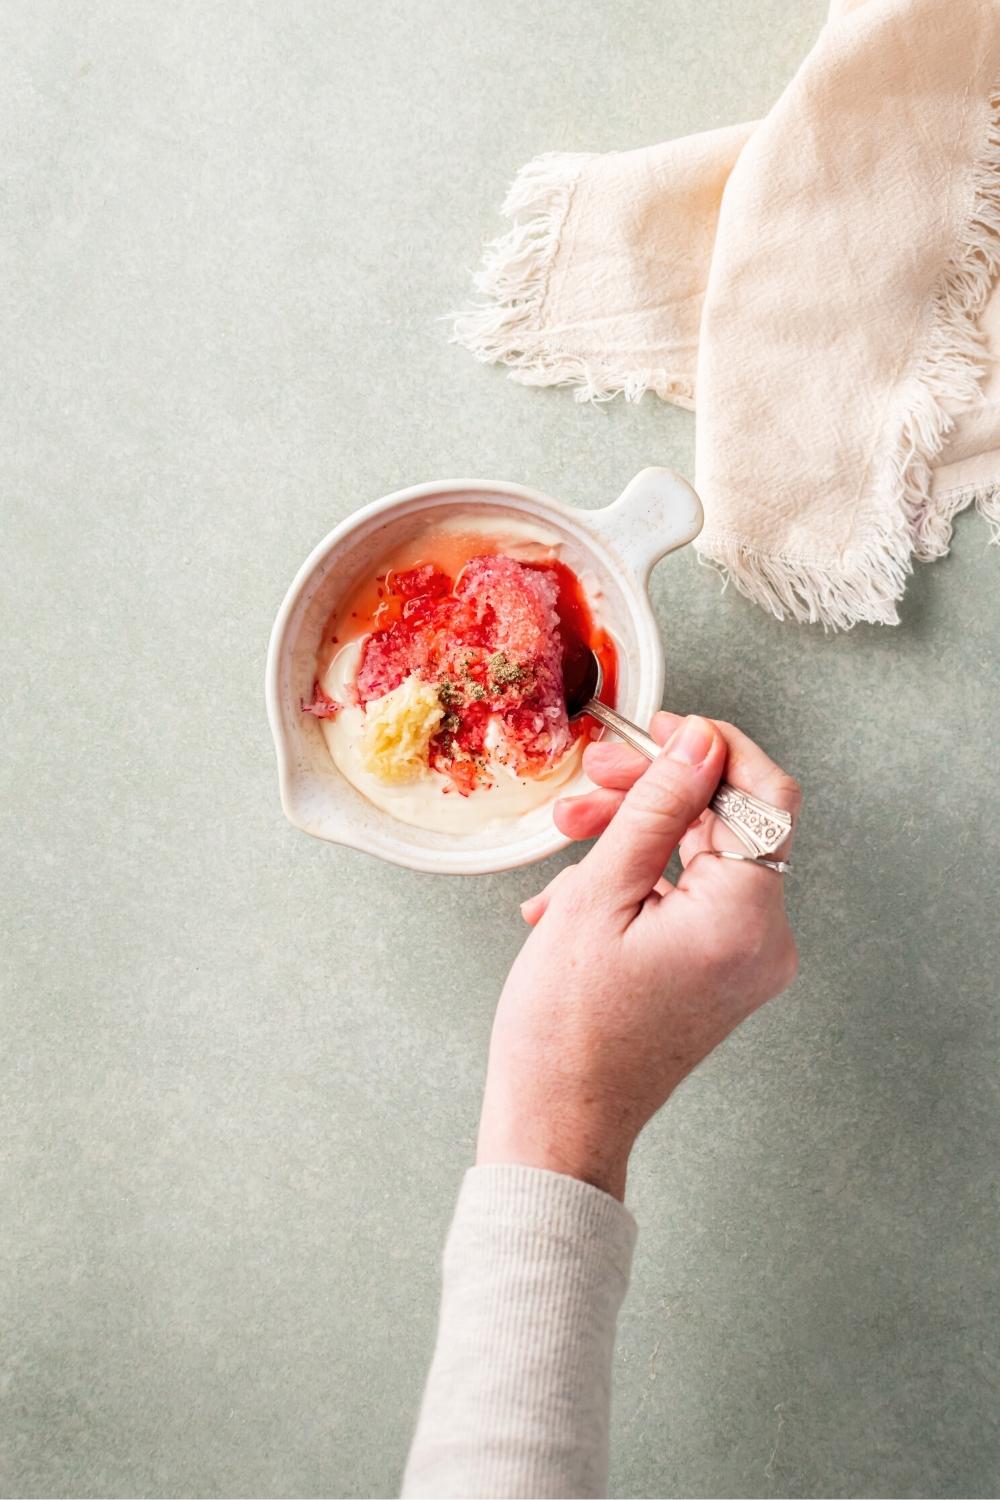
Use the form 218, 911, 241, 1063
359, 675, 444, 783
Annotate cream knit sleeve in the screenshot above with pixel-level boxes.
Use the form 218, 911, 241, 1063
401, 1164, 638, 1500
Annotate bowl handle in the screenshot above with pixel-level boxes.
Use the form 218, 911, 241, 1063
586, 468, 704, 585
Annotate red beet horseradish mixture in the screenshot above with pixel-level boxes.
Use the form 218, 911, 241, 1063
307, 518, 617, 833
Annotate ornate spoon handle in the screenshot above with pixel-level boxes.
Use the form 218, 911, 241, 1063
705, 783, 792, 857
581, 700, 793, 858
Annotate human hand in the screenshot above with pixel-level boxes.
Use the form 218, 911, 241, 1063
477, 714, 801, 1200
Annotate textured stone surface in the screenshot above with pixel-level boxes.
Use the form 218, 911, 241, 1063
3, 1, 998, 1495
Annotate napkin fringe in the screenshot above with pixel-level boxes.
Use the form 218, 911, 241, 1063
971, 481, 1000, 544
695, 534, 909, 630
452, 151, 694, 407
894, 94, 1000, 566
700, 92, 1000, 629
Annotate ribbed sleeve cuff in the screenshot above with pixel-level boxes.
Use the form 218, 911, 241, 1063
449, 1164, 638, 1286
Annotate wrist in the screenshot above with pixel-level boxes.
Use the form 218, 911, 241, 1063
477, 1090, 635, 1202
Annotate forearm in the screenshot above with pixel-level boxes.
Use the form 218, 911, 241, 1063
402, 1165, 636, 1500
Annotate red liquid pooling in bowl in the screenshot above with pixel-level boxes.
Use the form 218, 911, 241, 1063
320, 535, 616, 797
538, 558, 618, 718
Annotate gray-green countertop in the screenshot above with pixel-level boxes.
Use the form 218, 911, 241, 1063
3, 2, 999, 1496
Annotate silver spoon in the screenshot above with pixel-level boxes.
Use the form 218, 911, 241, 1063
565, 649, 792, 857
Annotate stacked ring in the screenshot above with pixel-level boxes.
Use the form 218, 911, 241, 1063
691, 849, 791, 875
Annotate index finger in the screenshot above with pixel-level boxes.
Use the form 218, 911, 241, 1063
714, 720, 802, 828
678, 721, 801, 893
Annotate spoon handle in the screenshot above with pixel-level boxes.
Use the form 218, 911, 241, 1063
581, 699, 792, 857
583, 698, 661, 758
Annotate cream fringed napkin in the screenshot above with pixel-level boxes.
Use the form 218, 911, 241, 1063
454, 0, 1000, 629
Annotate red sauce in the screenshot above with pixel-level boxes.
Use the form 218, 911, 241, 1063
316, 533, 617, 794
526, 558, 617, 726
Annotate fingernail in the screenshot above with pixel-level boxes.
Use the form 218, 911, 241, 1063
663, 715, 714, 766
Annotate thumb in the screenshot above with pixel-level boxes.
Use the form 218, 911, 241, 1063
579, 715, 725, 914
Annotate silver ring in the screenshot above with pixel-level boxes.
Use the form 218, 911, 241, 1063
691, 849, 791, 875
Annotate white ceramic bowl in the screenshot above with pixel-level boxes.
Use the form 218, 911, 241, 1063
266, 467, 703, 874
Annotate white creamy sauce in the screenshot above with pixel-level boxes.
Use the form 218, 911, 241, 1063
317, 518, 606, 835
320, 642, 584, 834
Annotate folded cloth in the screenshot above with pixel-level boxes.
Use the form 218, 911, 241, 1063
454, 0, 1000, 629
